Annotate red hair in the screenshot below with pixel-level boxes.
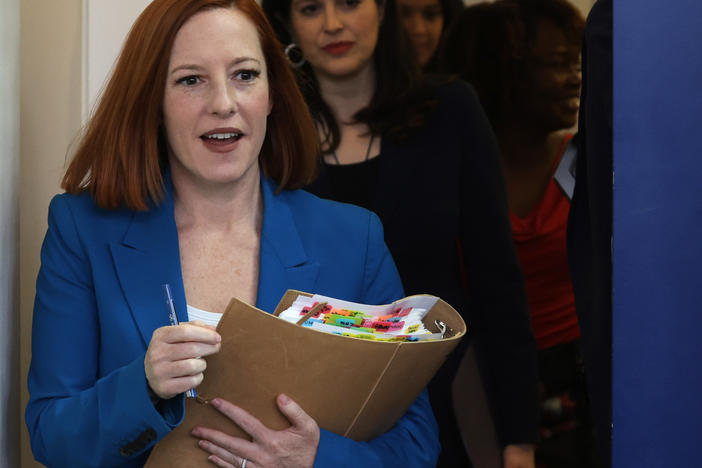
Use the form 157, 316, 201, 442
62, 0, 318, 210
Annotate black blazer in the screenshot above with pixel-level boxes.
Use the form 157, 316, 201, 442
567, 0, 613, 465
307, 80, 539, 465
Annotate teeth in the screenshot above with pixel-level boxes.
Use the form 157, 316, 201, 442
205, 132, 240, 140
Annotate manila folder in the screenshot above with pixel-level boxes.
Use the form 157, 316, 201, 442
146, 291, 465, 467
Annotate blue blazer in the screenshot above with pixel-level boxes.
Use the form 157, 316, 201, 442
26, 175, 440, 468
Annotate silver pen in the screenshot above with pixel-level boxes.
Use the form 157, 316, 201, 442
162, 283, 197, 398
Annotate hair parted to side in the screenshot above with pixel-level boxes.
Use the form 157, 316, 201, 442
262, 0, 436, 155
62, 0, 318, 211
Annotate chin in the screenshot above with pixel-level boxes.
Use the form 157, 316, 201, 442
328, 66, 362, 78
551, 111, 579, 131
195, 162, 259, 187
416, 48, 434, 67
563, 116, 579, 130
319, 57, 370, 79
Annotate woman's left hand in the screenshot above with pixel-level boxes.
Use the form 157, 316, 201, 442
192, 394, 320, 468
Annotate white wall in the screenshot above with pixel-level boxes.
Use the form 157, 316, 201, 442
0, 0, 21, 466
85, 0, 151, 117
20, 1, 84, 466
17, 2, 150, 466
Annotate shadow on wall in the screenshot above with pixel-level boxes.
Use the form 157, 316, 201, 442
1, 0, 21, 466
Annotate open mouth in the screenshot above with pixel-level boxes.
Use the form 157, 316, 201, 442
563, 96, 580, 110
200, 132, 243, 145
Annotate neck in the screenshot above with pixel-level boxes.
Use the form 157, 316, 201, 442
171, 167, 263, 234
498, 123, 563, 169
315, 62, 376, 123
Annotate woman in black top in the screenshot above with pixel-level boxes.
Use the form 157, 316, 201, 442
262, 0, 540, 465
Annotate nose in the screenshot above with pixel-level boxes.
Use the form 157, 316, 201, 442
566, 63, 582, 87
406, 13, 427, 36
323, 5, 343, 33
207, 80, 236, 116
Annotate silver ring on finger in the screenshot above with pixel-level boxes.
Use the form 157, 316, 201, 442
241, 458, 248, 468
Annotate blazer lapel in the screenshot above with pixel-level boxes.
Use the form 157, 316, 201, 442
110, 174, 318, 341
256, 178, 319, 313
109, 177, 187, 346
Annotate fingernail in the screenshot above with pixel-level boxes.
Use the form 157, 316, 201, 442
211, 398, 220, 407
192, 427, 201, 437
279, 393, 290, 404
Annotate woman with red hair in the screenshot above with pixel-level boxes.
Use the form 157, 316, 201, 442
25, 1, 439, 466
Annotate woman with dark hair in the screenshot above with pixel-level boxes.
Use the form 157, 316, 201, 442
396, 0, 463, 72
442, 1, 600, 466
25, 0, 440, 466
261, 0, 540, 466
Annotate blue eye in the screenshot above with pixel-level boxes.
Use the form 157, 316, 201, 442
176, 75, 201, 86
235, 69, 261, 82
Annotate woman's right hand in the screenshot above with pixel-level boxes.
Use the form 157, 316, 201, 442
144, 321, 221, 400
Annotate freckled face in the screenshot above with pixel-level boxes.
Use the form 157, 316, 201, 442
163, 8, 272, 191
397, 0, 443, 66
290, 0, 382, 80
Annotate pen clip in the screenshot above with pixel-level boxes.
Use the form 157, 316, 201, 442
434, 320, 447, 338
162, 283, 196, 398
162, 283, 179, 326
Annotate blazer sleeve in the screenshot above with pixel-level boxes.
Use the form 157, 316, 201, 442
454, 82, 540, 446
313, 212, 441, 467
25, 195, 184, 468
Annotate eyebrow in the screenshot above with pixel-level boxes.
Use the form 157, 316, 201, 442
170, 57, 262, 75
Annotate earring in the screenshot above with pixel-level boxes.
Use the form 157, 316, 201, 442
284, 43, 306, 68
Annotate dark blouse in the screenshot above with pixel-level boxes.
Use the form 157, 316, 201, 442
306, 80, 539, 466
323, 155, 381, 210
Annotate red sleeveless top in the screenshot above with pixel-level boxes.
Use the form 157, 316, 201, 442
509, 135, 580, 350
